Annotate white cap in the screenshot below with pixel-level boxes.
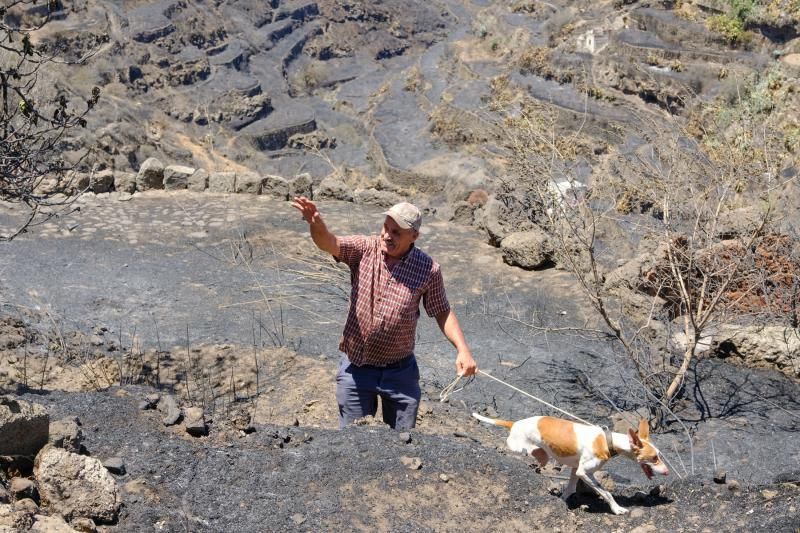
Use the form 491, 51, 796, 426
383, 202, 422, 231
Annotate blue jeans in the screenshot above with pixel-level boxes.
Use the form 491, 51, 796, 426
335, 354, 421, 430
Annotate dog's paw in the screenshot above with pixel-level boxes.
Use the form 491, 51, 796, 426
611, 506, 629, 515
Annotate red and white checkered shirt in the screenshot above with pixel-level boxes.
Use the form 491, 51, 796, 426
335, 235, 450, 366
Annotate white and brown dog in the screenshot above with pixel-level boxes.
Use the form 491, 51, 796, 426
473, 413, 669, 515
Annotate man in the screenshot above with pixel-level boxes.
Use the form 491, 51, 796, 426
292, 196, 477, 430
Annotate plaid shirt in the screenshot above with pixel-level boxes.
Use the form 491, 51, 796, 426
335, 235, 450, 366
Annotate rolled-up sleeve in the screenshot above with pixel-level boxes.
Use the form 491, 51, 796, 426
423, 263, 450, 317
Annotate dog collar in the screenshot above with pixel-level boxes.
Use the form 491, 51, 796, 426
604, 427, 617, 457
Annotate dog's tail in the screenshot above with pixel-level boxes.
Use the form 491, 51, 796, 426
472, 412, 514, 429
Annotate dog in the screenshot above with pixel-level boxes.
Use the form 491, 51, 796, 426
472, 413, 669, 515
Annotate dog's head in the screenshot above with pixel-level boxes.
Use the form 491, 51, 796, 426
628, 420, 669, 479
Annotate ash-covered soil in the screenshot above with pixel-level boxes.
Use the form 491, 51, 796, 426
18, 385, 800, 533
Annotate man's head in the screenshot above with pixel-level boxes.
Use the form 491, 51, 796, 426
381, 202, 421, 258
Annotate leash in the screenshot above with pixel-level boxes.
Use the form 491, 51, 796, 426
441, 369, 596, 427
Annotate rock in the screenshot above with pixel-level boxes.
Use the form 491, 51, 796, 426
594, 470, 616, 492
355, 188, 403, 207
609, 409, 649, 433
710, 325, 800, 379
68, 171, 91, 193
0, 485, 8, 504
135, 157, 165, 191
467, 189, 489, 206
714, 469, 727, 484
439, 474, 449, 483
400, 456, 422, 470
187, 168, 209, 192
761, 489, 778, 500
157, 394, 182, 426
163, 165, 196, 190
290, 513, 306, 525
399, 431, 412, 444
30, 514, 79, 532
235, 171, 266, 194
103, 457, 126, 476
0, 503, 34, 531
476, 196, 521, 246
9, 478, 37, 501
113, 172, 137, 194
289, 173, 313, 198
316, 176, 354, 202
90, 169, 115, 193
70, 517, 97, 532
0, 396, 49, 457
261, 174, 290, 199
500, 229, 554, 270
14, 498, 38, 513
138, 394, 159, 411
450, 201, 475, 225
48, 417, 83, 453
727, 479, 741, 491
183, 407, 207, 437
34, 446, 120, 522
208, 171, 237, 193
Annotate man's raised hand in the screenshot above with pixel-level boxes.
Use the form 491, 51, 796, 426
292, 196, 320, 224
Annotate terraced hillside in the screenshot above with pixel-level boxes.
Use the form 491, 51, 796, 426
31, 0, 797, 208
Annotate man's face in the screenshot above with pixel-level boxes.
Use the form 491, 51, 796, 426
380, 216, 418, 258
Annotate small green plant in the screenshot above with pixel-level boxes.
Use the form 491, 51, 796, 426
707, 14, 753, 45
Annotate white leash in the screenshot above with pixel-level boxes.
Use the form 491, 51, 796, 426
440, 369, 595, 427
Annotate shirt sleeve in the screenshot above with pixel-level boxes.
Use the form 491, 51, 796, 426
335, 235, 371, 269
423, 263, 451, 317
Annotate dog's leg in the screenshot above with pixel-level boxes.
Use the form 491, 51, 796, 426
577, 470, 628, 515
530, 447, 549, 467
561, 468, 579, 501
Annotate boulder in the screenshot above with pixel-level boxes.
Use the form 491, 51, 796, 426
316, 176, 353, 202
163, 165, 196, 190
34, 446, 120, 523
48, 416, 83, 453
135, 157, 165, 191
355, 188, 403, 207
476, 197, 513, 246
158, 394, 182, 426
711, 325, 800, 379
235, 172, 265, 194
261, 175, 290, 199
68, 171, 91, 193
289, 173, 313, 198
500, 229, 554, 270
90, 170, 115, 193
113, 172, 137, 194
208, 171, 237, 193
0, 397, 49, 457
183, 407, 207, 437
187, 169, 209, 192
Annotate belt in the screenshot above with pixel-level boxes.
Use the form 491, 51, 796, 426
358, 354, 414, 369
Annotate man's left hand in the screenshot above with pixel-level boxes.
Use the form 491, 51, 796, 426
456, 349, 477, 377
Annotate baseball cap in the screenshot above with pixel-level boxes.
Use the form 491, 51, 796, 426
383, 202, 422, 231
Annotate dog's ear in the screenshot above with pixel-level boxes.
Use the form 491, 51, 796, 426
628, 428, 642, 449
638, 419, 650, 440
